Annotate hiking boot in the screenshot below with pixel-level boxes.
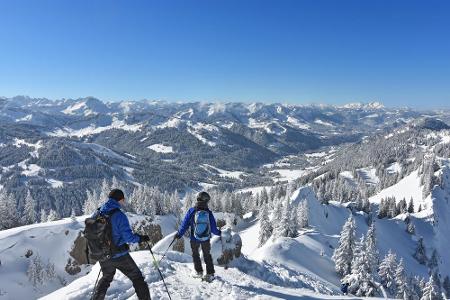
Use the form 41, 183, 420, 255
192, 271, 203, 278
202, 273, 215, 282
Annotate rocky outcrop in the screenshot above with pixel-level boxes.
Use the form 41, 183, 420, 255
69, 231, 89, 265
212, 227, 242, 266
132, 218, 163, 250
65, 258, 81, 275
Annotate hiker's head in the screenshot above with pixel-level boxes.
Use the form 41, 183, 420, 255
196, 191, 210, 203
109, 189, 125, 205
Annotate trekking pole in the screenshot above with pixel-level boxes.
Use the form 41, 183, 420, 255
90, 267, 102, 300
147, 243, 172, 300
158, 237, 177, 264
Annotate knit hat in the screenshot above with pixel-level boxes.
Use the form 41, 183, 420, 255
197, 191, 210, 203
109, 189, 125, 201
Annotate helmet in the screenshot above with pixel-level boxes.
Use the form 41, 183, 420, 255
197, 191, 211, 202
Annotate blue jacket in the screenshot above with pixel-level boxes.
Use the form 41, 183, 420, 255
177, 207, 221, 242
93, 198, 141, 258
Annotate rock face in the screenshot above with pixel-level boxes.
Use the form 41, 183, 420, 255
211, 227, 242, 266
132, 218, 163, 250
65, 258, 81, 275
69, 231, 89, 265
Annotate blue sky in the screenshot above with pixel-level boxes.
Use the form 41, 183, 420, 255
1, 0, 449, 108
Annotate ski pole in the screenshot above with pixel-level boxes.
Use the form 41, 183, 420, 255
90, 267, 102, 300
158, 237, 177, 264
147, 243, 172, 300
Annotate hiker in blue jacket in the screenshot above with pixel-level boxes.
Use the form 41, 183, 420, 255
92, 189, 151, 300
175, 191, 221, 281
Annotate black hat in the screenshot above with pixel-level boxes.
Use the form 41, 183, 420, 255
197, 191, 210, 202
109, 189, 125, 201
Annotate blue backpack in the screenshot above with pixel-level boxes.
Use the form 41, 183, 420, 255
193, 210, 211, 241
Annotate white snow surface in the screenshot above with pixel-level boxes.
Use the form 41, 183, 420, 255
202, 164, 246, 180
147, 144, 174, 153
49, 118, 143, 137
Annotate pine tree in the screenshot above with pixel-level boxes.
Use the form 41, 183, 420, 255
332, 215, 356, 276
442, 276, 450, 299
83, 189, 100, 215
40, 209, 48, 223
414, 237, 427, 265
408, 197, 415, 213
407, 222, 416, 235
70, 209, 77, 223
274, 199, 293, 238
364, 223, 379, 276
44, 259, 56, 282
421, 274, 441, 300
297, 200, 309, 228
395, 258, 408, 299
345, 235, 376, 296
378, 198, 388, 219
258, 204, 273, 246
0, 193, 19, 229
99, 179, 111, 202
378, 250, 398, 296
287, 201, 298, 238
22, 190, 37, 225
47, 209, 58, 222
428, 249, 439, 272
27, 254, 44, 287
260, 188, 269, 205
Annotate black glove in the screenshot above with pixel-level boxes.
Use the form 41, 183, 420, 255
138, 234, 150, 243
174, 233, 181, 240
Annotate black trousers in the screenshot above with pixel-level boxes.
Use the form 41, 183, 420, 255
94, 253, 151, 300
190, 240, 215, 275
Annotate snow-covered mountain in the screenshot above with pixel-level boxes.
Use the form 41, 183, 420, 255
2, 97, 450, 299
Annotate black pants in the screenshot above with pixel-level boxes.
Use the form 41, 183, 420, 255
190, 240, 215, 275
94, 253, 151, 300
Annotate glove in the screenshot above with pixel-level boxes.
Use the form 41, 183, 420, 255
174, 233, 181, 240
138, 234, 150, 243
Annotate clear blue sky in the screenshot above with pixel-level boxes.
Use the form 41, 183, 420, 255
1, 0, 449, 108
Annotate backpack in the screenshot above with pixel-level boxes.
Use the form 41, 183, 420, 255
193, 209, 211, 241
84, 208, 128, 262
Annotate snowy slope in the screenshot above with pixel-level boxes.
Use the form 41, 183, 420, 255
0, 214, 176, 300
41, 251, 363, 300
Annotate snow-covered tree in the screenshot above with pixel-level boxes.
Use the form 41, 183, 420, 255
83, 189, 100, 215
364, 223, 379, 276
274, 199, 297, 238
44, 259, 56, 282
40, 209, 48, 223
345, 235, 376, 297
22, 190, 37, 225
443, 276, 450, 299
408, 197, 415, 213
414, 237, 427, 265
428, 249, 439, 272
70, 209, 77, 223
297, 200, 309, 228
0, 193, 19, 229
260, 188, 269, 205
407, 222, 416, 235
378, 250, 398, 296
47, 209, 58, 222
258, 204, 273, 246
395, 258, 408, 299
421, 274, 442, 300
27, 254, 44, 287
332, 215, 356, 276
99, 179, 111, 202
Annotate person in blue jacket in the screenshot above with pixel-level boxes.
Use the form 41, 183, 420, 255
175, 191, 221, 281
93, 189, 151, 300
